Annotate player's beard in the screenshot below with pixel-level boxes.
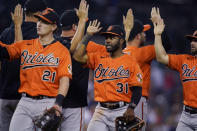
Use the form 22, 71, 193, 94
105, 41, 120, 53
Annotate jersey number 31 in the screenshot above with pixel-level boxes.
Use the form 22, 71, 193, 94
116, 82, 129, 94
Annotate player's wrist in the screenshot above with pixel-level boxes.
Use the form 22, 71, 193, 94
81, 33, 93, 46
55, 94, 65, 107
155, 34, 162, 36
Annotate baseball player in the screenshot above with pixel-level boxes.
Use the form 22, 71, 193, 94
0, 0, 47, 130
56, 0, 89, 130
73, 20, 143, 131
0, 8, 72, 131
122, 8, 171, 131
153, 9, 197, 131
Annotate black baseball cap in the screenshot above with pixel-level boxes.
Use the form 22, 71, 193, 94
60, 9, 79, 27
24, 0, 47, 14
185, 31, 197, 41
35, 8, 59, 25
101, 25, 125, 39
128, 20, 151, 41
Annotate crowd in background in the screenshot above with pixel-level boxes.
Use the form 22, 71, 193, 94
0, 0, 196, 130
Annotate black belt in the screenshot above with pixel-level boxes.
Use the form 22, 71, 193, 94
100, 102, 127, 110
22, 93, 55, 100
184, 105, 197, 114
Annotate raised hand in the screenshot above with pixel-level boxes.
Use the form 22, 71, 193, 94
87, 19, 102, 35
11, 4, 23, 27
153, 18, 165, 35
123, 8, 134, 33
151, 7, 161, 23
76, 0, 89, 21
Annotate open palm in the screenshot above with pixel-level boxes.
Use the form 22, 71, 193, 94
76, 0, 89, 21
87, 20, 102, 35
123, 8, 134, 32
11, 4, 23, 26
153, 19, 165, 35
151, 7, 161, 23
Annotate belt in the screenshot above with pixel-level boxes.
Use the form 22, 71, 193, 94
22, 93, 55, 100
184, 105, 197, 114
99, 102, 127, 110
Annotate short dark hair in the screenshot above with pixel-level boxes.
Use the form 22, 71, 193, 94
128, 20, 144, 41
60, 9, 79, 31
24, 0, 47, 16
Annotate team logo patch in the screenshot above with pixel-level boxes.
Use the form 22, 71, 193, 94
67, 64, 72, 74
137, 73, 142, 83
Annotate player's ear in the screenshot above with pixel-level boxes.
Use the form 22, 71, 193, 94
52, 24, 57, 32
136, 33, 141, 40
120, 38, 125, 44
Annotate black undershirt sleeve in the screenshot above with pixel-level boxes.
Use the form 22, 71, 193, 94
130, 86, 142, 106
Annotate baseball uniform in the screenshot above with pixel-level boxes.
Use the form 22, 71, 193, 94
0, 38, 72, 131
168, 54, 197, 131
86, 41, 143, 131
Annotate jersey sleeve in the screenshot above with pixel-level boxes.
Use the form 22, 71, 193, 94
168, 54, 183, 71
136, 45, 156, 63
0, 40, 25, 60
86, 51, 97, 70
58, 48, 72, 79
86, 41, 107, 69
86, 41, 106, 53
128, 60, 143, 87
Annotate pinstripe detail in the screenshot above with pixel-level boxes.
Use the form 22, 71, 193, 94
142, 102, 144, 120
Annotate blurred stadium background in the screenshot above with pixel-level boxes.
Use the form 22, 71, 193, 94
0, 0, 196, 130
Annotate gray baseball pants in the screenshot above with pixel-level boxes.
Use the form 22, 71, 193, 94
60, 107, 85, 131
9, 96, 55, 131
176, 106, 197, 131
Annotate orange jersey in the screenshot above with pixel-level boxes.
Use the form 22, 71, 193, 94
168, 54, 197, 108
86, 41, 108, 53
123, 45, 156, 97
1, 38, 72, 97
86, 42, 142, 103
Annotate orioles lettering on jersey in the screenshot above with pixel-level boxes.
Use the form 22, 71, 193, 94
21, 50, 59, 69
182, 64, 197, 82
94, 64, 129, 83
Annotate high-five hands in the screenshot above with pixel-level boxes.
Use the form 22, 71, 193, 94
153, 18, 165, 35
123, 8, 134, 33
151, 7, 161, 23
76, 0, 89, 21
11, 4, 23, 27
87, 19, 102, 36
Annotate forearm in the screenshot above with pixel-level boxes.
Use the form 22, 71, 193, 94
70, 19, 86, 54
154, 35, 169, 65
55, 76, 69, 106
58, 76, 70, 96
14, 24, 23, 42
125, 30, 130, 43
129, 86, 142, 109
73, 33, 93, 64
